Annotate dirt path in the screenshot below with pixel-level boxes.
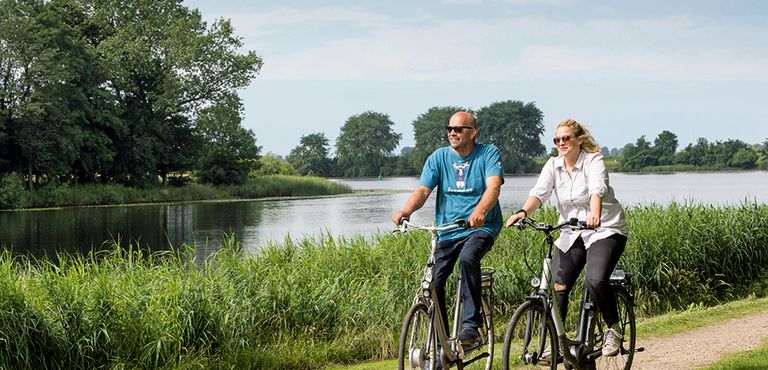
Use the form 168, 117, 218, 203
631, 310, 768, 369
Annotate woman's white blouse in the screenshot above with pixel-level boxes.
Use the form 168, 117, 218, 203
529, 151, 628, 252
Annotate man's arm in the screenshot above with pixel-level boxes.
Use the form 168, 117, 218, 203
391, 185, 433, 224
468, 176, 502, 228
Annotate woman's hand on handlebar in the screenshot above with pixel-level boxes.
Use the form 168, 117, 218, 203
585, 214, 601, 228
504, 211, 526, 228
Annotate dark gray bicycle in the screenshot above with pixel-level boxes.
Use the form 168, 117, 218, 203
501, 217, 640, 370
396, 218, 495, 370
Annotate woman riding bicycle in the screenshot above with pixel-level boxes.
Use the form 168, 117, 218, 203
504, 118, 628, 358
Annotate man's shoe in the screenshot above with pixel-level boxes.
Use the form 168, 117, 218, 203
602, 327, 623, 357
458, 327, 481, 348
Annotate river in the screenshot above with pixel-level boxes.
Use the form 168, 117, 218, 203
0, 171, 766, 257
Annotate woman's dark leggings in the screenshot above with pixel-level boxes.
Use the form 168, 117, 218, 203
553, 233, 627, 327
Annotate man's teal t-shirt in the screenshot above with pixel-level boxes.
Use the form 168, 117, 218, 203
419, 144, 504, 241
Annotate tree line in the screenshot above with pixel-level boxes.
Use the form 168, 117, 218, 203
286, 102, 547, 178
616, 131, 768, 171
1, 0, 262, 189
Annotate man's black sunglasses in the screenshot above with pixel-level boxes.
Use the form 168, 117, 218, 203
445, 126, 476, 133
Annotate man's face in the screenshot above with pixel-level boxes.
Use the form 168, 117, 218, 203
446, 116, 476, 151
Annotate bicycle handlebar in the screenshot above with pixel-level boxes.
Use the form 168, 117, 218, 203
395, 218, 467, 233
513, 217, 593, 232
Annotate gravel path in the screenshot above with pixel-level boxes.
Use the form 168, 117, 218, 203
630, 310, 768, 369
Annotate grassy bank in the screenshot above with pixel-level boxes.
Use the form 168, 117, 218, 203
14, 175, 352, 209
1, 203, 767, 369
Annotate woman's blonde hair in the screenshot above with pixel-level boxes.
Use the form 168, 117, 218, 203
556, 118, 600, 153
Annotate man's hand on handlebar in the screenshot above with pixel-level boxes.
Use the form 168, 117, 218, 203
391, 210, 411, 225
467, 209, 486, 228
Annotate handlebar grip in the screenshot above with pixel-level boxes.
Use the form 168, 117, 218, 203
454, 219, 467, 228
398, 217, 409, 226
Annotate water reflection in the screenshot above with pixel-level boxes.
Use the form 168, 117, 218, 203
0, 171, 766, 256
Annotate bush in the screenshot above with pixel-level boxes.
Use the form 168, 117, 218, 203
0, 173, 26, 209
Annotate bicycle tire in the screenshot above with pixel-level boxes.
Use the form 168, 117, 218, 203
398, 302, 436, 370
501, 300, 558, 370
592, 288, 636, 370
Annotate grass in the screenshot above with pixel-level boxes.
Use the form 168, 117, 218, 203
706, 338, 768, 370
1, 203, 768, 369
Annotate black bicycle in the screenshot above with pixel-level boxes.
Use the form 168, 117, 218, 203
501, 217, 640, 370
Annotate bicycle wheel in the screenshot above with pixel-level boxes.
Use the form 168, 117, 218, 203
593, 288, 636, 370
502, 300, 557, 370
399, 302, 436, 370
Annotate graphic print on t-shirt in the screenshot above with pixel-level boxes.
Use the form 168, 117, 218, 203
451, 161, 470, 189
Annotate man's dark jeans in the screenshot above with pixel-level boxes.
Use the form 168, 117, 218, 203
433, 231, 494, 336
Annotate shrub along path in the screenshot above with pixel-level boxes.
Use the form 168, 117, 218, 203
632, 309, 768, 369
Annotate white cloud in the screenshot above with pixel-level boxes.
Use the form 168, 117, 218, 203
208, 6, 768, 83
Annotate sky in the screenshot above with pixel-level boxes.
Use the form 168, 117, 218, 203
183, 0, 768, 157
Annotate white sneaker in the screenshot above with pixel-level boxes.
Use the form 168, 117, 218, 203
602, 327, 623, 357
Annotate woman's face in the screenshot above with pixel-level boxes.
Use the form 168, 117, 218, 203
554, 126, 581, 157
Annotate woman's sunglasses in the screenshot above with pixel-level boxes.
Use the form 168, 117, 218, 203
553, 135, 573, 145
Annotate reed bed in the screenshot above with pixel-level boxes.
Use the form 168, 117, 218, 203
21, 175, 352, 209
0, 203, 767, 369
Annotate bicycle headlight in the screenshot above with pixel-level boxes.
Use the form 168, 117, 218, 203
530, 277, 540, 288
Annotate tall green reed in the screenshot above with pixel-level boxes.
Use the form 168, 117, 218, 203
1, 203, 767, 369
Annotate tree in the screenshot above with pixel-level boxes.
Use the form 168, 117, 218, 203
86, 0, 263, 185
411, 106, 466, 169
730, 147, 758, 169
619, 136, 656, 171
675, 138, 710, 166
653, 130, 678, 165
475, 100, 545, 173
196, 95, 261, 185
254, 152, 297, 176
0, 0, 89, 188
287, 132, 332, 176
0, 0, 262, 187
335, 111, 401, 177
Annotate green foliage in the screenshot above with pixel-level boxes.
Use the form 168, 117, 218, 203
410, 106, 466, 169
476, 100, 545, 173
196, 95, 261, 186
287, 132, 332, 176
620, 132, 760, 172
619, 135, 657, 171
0, 0, 262, 187
0, 172, 26, 209
335, 111, 401, 177
1, 204, 766, 369
230, 175, 351, 198
253, 152, 297, 176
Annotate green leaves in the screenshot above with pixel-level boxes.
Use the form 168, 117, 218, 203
335, 111, 401, 177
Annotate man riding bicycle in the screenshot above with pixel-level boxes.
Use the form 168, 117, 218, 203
392, 111, 504, 358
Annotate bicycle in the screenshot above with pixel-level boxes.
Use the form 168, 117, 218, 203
396, 218, 495, 370
501, 217, 640, 370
